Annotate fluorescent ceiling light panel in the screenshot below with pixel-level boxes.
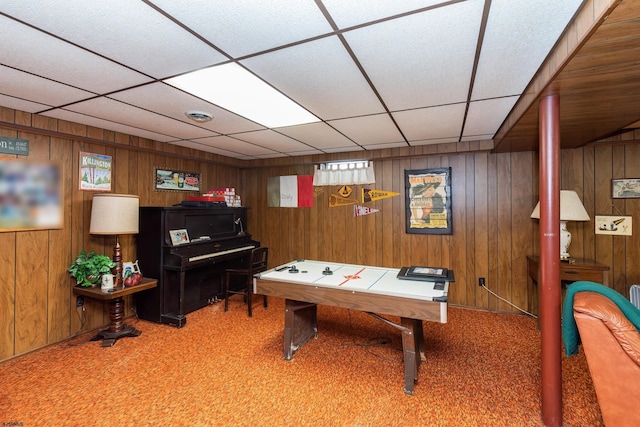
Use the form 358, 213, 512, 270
165, 63, 319, 128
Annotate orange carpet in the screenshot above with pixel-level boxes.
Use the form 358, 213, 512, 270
0, 297, 602, 426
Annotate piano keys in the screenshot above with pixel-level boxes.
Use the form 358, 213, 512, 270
134, 206, 259, 327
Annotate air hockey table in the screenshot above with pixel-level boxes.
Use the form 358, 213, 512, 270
253, 259, 452, 394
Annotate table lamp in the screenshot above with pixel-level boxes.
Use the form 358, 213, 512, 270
530, 190, 590, 260
90, 194, 139, 286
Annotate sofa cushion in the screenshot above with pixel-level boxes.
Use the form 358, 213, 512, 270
574, 291, 640, 367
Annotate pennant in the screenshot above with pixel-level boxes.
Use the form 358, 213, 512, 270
267, 175, 314, 207
329, 194, 358, 207
362, 188, 400, 203
354, 205, 379, 217
337, 185, 352, 198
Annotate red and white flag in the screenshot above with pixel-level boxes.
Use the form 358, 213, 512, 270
267, 175, 314, 207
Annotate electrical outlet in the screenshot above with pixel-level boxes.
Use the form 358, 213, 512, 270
76, 296, 84, 307
479, 277, 486, 287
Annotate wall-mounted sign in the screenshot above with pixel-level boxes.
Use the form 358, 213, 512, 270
0, 137, 29, 155
595, 215, 632, 236
79, 152, 112, 192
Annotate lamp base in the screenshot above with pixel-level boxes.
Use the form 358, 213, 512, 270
560, 221, 572, 260
113, 238, 123, 287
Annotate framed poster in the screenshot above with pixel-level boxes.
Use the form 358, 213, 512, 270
79, 152, 112, 192
0, 159, 62, 232
612, 178, 640, 198
155, 168, 201, 192
405, 167, 452, 234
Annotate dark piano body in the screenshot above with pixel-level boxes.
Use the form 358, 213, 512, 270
135, 206, 259, 327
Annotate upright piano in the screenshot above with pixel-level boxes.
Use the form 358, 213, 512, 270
135, 206, 259, 327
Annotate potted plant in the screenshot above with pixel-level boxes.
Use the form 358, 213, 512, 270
68, 250, 116, 287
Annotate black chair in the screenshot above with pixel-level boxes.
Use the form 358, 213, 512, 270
224, 247, 269, 317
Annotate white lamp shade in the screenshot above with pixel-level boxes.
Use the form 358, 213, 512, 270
530, 190, 590, 221
90, 194, 139, 235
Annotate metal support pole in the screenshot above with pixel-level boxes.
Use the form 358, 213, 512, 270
539, 94, 562, 426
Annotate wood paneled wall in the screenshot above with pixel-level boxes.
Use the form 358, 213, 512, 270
1, 106, 639, 363
0, 108, 241, 361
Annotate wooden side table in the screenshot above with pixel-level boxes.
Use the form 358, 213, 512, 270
73, 277, 157, 347
526, 256, 609, 315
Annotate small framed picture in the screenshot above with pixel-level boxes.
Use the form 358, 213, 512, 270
169, 229, 190, 245
123, 260, 142, 276
612, 178, 640, 199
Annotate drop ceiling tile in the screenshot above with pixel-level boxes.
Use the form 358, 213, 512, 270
342, 0, 484, 111
41, 109, 175, 142
151, 0, 333, 58
241, 35, 384, 120
170, 140, 255, 159
0, 15, 151, 94
108, 83, 264, 135
64, 98, 216, 139
323, 146, 365, 154
409, 136, 459, 146
361, 141, 409, 150
327, 114, 405, 145
193, 135, 281, 157
460, 134, 493, 142
0, 94, 51, 114
276, 122, 359, 150
471, 0, 583, 100
464, 97, 518, 137
231, 130, 317, 153
0, 66, 94, 108
1, 0, 227, 78
323, 0, 448, 29
393, 104, 466, 142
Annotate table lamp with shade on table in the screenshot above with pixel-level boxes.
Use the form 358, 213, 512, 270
89, 193, 139, 287
530, 190, 590, 261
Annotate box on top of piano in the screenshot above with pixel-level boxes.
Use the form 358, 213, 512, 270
185, 195, 226, 202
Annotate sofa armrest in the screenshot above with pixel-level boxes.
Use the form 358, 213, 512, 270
573, 292, 640, 426
574, 291, 640, 367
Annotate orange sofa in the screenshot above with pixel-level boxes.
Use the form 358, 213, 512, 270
573, 291, 640, 426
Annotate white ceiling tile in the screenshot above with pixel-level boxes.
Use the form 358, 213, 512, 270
170, 140, 255, 159
342, 0, 484, 111
409, 136, 459, 146
322, 146, 365, 154
361, 141, 409, 150
0, 94, 51, 114
1, 0, 227, 78
0, 15, 151, 94
108, 83, 264, 135
150, 0, 333, 58
232, 130, 316, 153
41, 109, 175, 142
471, 0, 583, 100
64, 98, 217, 139
460, 134, 493, 142
277, 122, 359, 150
0, 66, 93, 108
464, 97, 518, 137
323, 0, 449, 29
327, 114, 405, 145
241, 36, 384, 120
193, 136, 280, 157
393, 104, 466, 141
